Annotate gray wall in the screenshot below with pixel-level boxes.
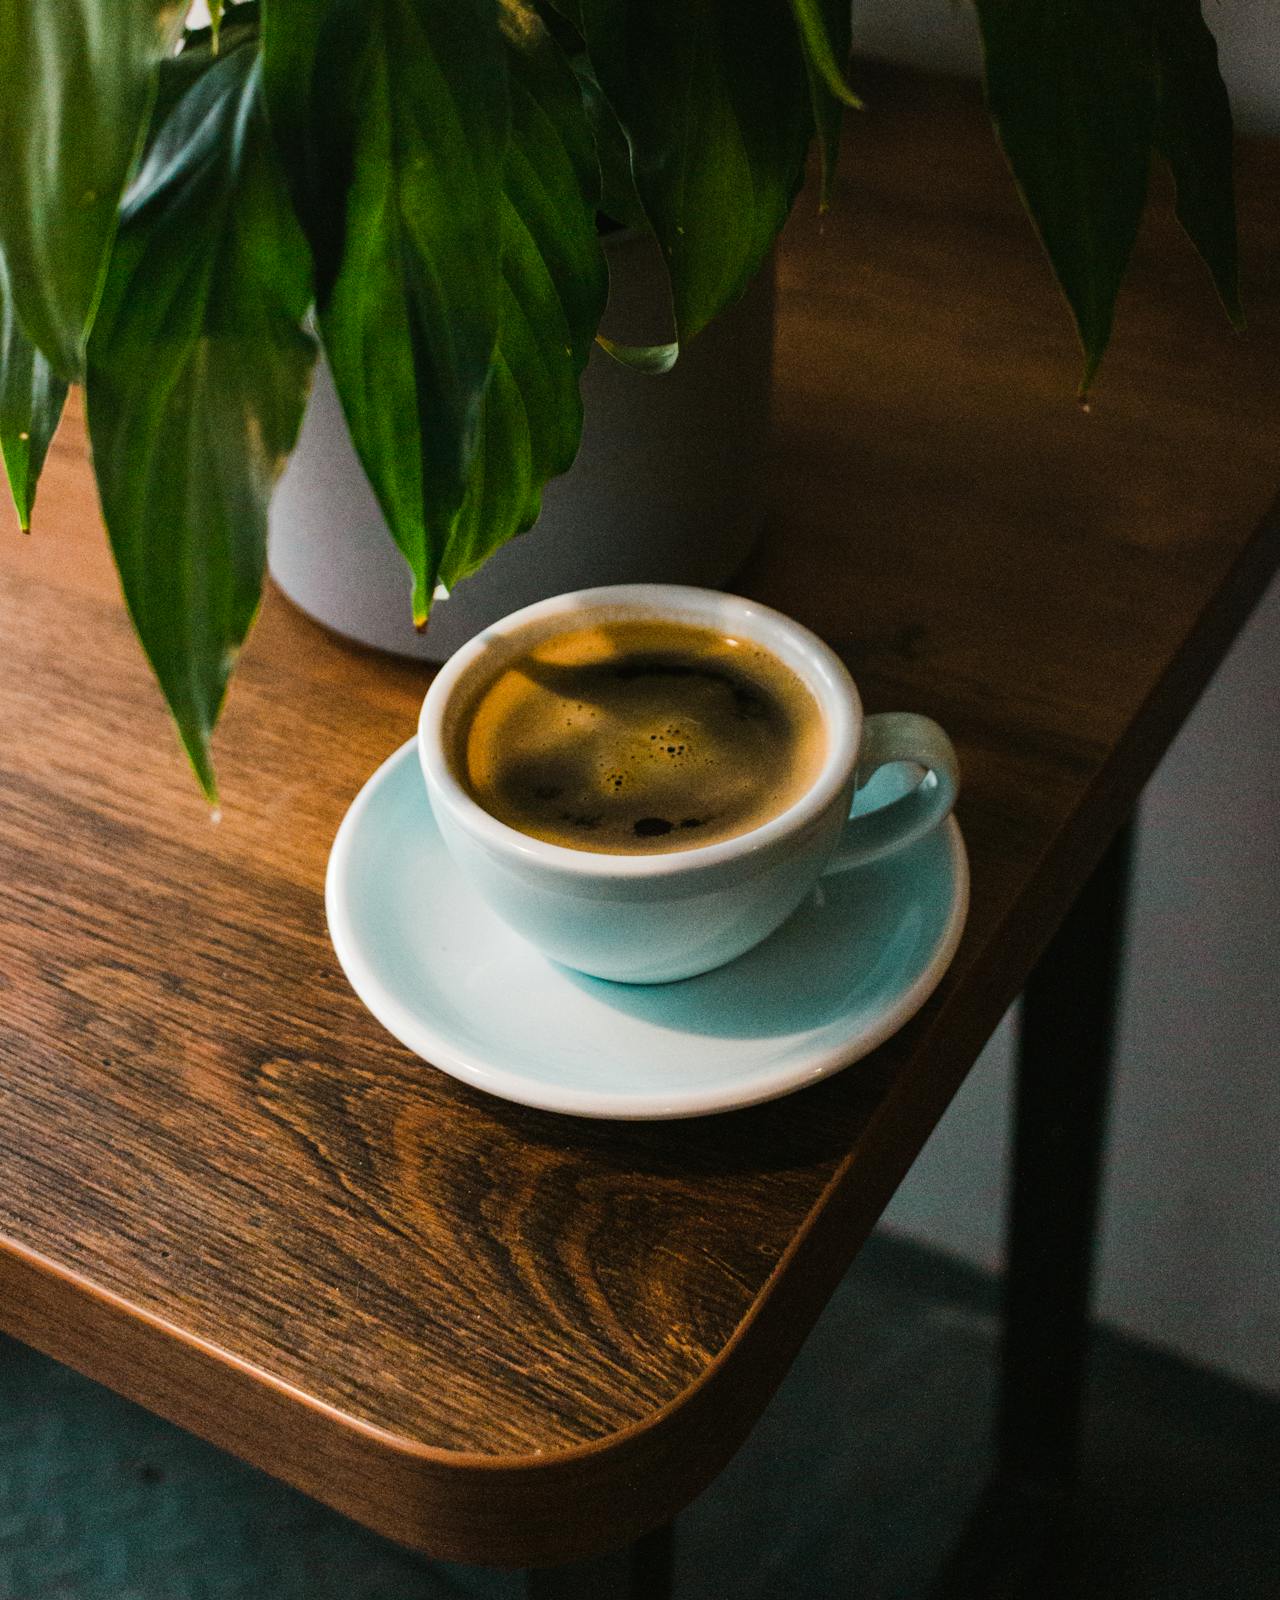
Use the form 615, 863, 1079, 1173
862, 3, 1280, 1395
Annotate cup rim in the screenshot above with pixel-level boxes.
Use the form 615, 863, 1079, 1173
417, 584, 862, 880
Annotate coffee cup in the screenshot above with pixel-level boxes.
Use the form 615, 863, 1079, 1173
417, 585, 959, 984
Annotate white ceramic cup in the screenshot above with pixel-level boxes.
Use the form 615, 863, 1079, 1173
418, 585, 959, 984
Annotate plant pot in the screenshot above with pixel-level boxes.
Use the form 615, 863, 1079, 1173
267, 235, 775, 660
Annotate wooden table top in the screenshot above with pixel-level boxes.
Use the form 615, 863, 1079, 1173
3, 66, 1278, 1567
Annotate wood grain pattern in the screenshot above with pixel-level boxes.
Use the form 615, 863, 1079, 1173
2, 65, 1279, 1565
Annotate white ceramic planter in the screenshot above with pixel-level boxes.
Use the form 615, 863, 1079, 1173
267, 235, 775, 660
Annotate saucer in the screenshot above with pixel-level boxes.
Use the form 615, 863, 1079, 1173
326, 741, 969, 1120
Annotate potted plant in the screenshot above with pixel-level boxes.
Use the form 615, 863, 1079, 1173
0, 1, 1241, 799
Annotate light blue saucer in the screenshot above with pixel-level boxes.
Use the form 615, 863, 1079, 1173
326, 740, 969, 1120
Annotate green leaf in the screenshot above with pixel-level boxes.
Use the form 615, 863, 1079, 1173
575, 0, 811, 344
0, 255, 69, 530
541, 0, 582, 27
789, 0, 857, 208
260, 0, 336, 285
535, 0, 648, 230
0, 1, 185, 379
976, 0, 1240, 391
86, 46, 317, 800
442, 11, 608, 587
306, 0, 509, 622
787, 0, 860, 110
975, 0, 1157, 393
574, 57, 650, 234
595, 336, 678, 375
151, 8, 263, 144
1153, 0, 1242, 327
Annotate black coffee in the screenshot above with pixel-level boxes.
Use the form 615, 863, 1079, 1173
460, 618, 826, 854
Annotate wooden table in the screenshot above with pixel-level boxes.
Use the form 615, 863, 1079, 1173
3, 65, 1278, 1590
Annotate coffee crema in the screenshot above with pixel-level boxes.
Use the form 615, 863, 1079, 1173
458, 618, 827, 854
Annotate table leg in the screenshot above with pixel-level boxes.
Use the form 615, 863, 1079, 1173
526, 1522, 674, 1600
934, 819, 1136, 1595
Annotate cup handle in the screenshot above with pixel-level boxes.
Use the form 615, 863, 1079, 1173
824, 712, 960, 873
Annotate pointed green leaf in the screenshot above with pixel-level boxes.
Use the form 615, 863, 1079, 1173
86, 46, 317, 799
789, 0, 857, 209
308, 0, 509, 623
1153, 1, 1242, 327
787, 0, 860, 109
596, 336, 678, 375
443, 12, 608, 588
974, 0, 1157, 392
0, 1, 185, 379
575, 0, 811, 344
1, 256, 69, 530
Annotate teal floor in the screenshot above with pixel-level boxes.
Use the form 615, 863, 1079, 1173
2, 1234, 1276, 1599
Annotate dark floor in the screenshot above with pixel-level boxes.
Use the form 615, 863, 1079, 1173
1, 1231, 1276, 1600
